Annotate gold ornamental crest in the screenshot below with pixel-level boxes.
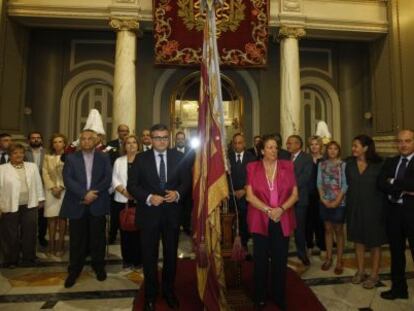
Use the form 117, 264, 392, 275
177, 0, 246, 35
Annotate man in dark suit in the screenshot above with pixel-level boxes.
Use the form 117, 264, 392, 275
228, 133, 256, 257
174, 131, 195, 235
272, 132, 291, 160
0, 133, 12, 164
247, 135, 262, 160
286, 135, 313, 266
141, 129, 153, 152
60, 129, 112, 288
128, 124, 190, 311
107, 124, 130, 166
107, 124, 130, 244
378, 129, 414, 300
24, 131, 47, 247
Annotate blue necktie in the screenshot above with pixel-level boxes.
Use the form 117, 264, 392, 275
159, 154, 166, 190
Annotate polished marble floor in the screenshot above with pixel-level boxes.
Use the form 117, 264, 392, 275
0, 233, 413, 310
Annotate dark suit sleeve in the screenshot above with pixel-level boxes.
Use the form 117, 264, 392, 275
127, 154, 152, 203
388, 159, 414, 192
93, 153, 112, 193
63, 155, 87, 200
377, 157, 403, 196
296, 154, 313, 189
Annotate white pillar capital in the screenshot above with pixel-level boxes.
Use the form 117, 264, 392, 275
278, 26, 306, 40
109, 18, 139, 32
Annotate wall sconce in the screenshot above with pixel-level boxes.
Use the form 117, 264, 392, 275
364, 112, 373, 120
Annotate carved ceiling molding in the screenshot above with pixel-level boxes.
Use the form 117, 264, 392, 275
7, 0, 388, 39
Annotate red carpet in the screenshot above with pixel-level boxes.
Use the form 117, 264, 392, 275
133, 259, 325, 310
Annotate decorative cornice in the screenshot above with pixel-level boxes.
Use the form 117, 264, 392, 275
283, 0, 301, 13
109, 18, 139, 31
278, 26, 306, 39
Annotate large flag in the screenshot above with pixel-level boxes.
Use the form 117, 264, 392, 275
192, 0, 229, 310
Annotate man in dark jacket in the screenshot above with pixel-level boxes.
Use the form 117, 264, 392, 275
128, 124, 190, 311
378, 129, 414, 300
61, 129, 112, 288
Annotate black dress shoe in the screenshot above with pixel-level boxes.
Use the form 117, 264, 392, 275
144, 300, 155, 311
299, 256, 310, 266
64, 274, 78, 288
380, 289, 408, 300
39, 239, 48, 247
163, 294, 179, 309
95, 269, 107, 281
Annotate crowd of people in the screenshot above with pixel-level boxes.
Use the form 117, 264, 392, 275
0, 119, 413, 311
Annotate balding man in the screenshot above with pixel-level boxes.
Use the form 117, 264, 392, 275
61, 129, 112, 288
141, 129, 152, 152
379, 129, 414, 300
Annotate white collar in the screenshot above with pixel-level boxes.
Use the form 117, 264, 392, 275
401, 153, 414, 162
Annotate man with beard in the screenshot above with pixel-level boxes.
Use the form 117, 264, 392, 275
25, 131, 47, 248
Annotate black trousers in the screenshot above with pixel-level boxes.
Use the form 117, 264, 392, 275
68, 209, 106, 276
141, 216, 180, 301
37, 207, 47, 242
306, 192, 326, 251
113, 201, 142, 266
387, 203, 414, 293
252, 221, 289, 310
0, 205, 37, 264
109, 197, 121, 242
294, 204, 308, 259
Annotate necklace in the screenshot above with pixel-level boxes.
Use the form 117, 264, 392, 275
12, 163, 24, 169
264, 161, 277, 191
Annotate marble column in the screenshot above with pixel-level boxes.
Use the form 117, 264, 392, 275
278, 26, 305, 141
110, 18, 139, 137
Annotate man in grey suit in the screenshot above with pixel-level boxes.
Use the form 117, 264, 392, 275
286, 135, 313, 266
25, 131, 47, 247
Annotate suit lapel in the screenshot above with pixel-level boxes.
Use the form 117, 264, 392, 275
147, 150, 160, 185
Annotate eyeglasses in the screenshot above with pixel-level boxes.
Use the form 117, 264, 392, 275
152, 136, 169, 142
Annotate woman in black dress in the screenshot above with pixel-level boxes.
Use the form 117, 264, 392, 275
346, 135, 387, 289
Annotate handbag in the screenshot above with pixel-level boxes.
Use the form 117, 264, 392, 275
119, 202, 137, 232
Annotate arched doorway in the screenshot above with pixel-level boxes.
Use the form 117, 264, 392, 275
170, 72, 244, 144
60, 70, 113, 141
300, 77, 341, 142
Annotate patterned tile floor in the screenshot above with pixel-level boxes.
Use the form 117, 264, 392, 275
0, 233, 413, 310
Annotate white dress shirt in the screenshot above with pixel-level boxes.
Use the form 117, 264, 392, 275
235, 151, 244, 163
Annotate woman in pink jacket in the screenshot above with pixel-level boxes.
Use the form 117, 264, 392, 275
246, 135, 298, 310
